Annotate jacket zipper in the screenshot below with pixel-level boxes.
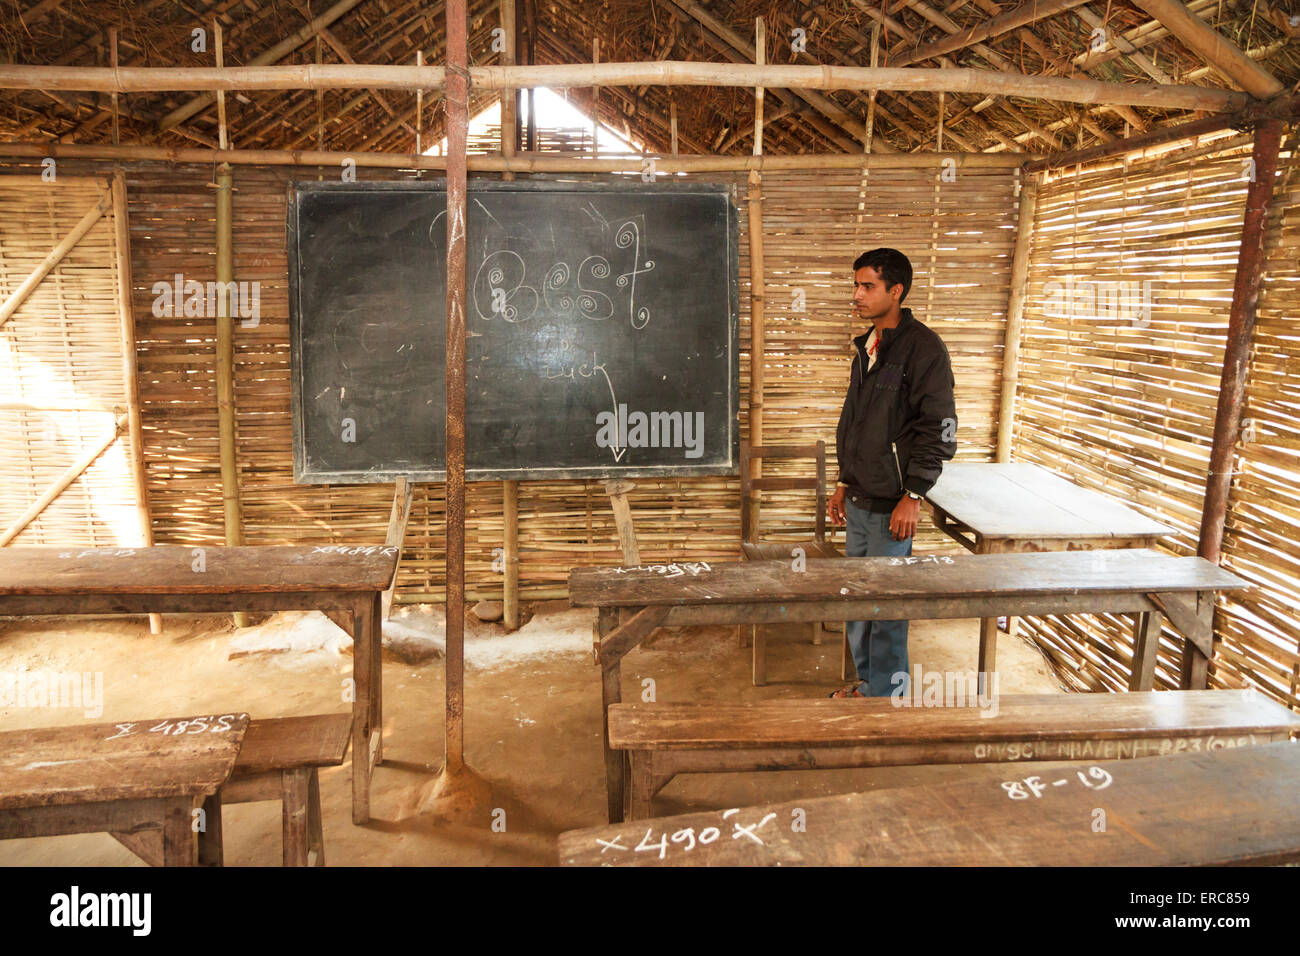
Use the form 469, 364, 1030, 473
891, 442, 904, 490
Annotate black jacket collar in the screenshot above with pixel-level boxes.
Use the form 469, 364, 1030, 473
853, 307, 916, 355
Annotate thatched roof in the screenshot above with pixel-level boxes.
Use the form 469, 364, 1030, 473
0, 0, 1296, 157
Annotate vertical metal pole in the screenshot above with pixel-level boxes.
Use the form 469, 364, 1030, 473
444, 0, 469, 774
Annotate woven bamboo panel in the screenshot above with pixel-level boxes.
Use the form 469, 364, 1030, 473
0, 175, 140, 546
1014, 129, 1300, 712
1, 157, 1014, 601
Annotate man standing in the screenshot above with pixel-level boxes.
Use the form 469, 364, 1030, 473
828, 248, 957, 698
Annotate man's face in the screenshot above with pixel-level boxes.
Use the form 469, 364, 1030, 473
852, 265, 900, 322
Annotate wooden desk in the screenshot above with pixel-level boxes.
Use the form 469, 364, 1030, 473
926, 462, 1176, 690
569, 549, 1248, 823
0, 545, 397, 824
0, 712, 249, 866
559, 738, 1300, 866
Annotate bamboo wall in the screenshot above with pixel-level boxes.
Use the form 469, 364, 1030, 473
0, 156, 1017, 600
0, 176, 140, 546
1014, 127, 1300, 711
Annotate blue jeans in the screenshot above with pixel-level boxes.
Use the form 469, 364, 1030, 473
845, 497, 912, 696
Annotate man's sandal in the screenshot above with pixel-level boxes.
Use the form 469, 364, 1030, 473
828, 686, 866, 699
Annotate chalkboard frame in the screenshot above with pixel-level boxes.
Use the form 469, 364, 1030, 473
287, 176, 740, 484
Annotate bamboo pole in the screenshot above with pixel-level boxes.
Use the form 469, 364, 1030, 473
0, 189, 111, 327
111, 170, 161, 634
591, 37, 599, 158
214, 163, 246, 628
0, 415, 127, 547
0, 141, 1029, 170
746, 16, 765, 539
0, 62, 1247, 112
1197, 120, 1284, 565
996, 172, 1039, 463
1129, 0, 1285, 99
500, 0, 520, 633
891, 0, 1091, 67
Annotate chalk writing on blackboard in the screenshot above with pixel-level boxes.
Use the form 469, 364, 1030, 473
104, 714, 241, 741
1001, 765, 1113, 799
596, 808, 781, 861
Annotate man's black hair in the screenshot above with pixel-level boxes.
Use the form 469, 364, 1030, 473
853, 248, 913, 304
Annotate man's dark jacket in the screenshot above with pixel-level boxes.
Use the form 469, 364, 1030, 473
835, 307, 957, 512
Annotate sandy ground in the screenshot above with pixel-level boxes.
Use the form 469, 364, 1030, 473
0, 601, 1066, 866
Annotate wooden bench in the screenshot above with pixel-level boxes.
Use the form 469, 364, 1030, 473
215, 714, 352, 867
560, 738, 1300, 866
0, 712, 249, 866
609, 689, 1300, 819
572, 549, 1250, 822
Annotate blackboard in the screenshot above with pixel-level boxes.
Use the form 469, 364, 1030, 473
287, 179, 739, 484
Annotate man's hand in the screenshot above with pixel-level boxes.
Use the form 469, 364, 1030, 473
828, 485, 847, 526
890, 496, 920, 541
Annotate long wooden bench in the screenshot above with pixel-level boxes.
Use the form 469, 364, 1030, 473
214, 713, 351, 867
609, 689, 1300, 819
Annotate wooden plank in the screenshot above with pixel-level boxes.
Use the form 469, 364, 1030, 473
231, 714, 352, 776
559, 739, 1300, 866
926, 463, 1174, 540
0, 545, 398, 595
569, 549, 1246, 608
0, 712, 248, 810
608, 690, 1300, 750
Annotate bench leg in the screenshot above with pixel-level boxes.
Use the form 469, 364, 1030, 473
307, 769, 326, 867
978, 617, 997, 697
282, 768, 311, 867
810, 621, 821, 646
752, 626, 767, 686
841, 625, 856, 682
1129, 610, 1161, 692
737, 623, 750, 648
161, 797, 198, 867
197, 792, 224, 866
628, 753, 654, 821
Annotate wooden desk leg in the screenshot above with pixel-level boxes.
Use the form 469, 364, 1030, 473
197, 792, 223, 866
841, 624, 855, 682
628, 752, 653, 821
1129, 610, 1162, 692
1178, 590, 1214, 691
752, 626, 767, 687
306, 769, 326, 867
601, 661, 626, 824
370, 594, 384, 767
161, 798, 198, 867
978, 617, 997, 698
352, 596, 374, 825
282, 768, 311, 867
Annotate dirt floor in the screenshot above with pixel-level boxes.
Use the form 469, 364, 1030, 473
0, 601, 1069, 866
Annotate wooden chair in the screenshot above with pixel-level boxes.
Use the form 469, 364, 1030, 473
739, 439, 851, 685
215, 713, 351, 867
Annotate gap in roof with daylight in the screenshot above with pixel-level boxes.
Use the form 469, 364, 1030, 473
427, 87, 644, 157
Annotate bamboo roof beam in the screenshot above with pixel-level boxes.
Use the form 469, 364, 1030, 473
0, 140, 1028, 170
319, 27, 418, 139
156, 0, 369, 134
0, 59, 1242, 113
891, 0, 1091, 67
1072, 0, 1216, 73
1129, 0, 1285, 98
1073, 5, 1173, 84
659, 0, 893, 152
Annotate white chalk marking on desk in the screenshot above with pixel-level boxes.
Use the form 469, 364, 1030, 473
21, 759, 83, 771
